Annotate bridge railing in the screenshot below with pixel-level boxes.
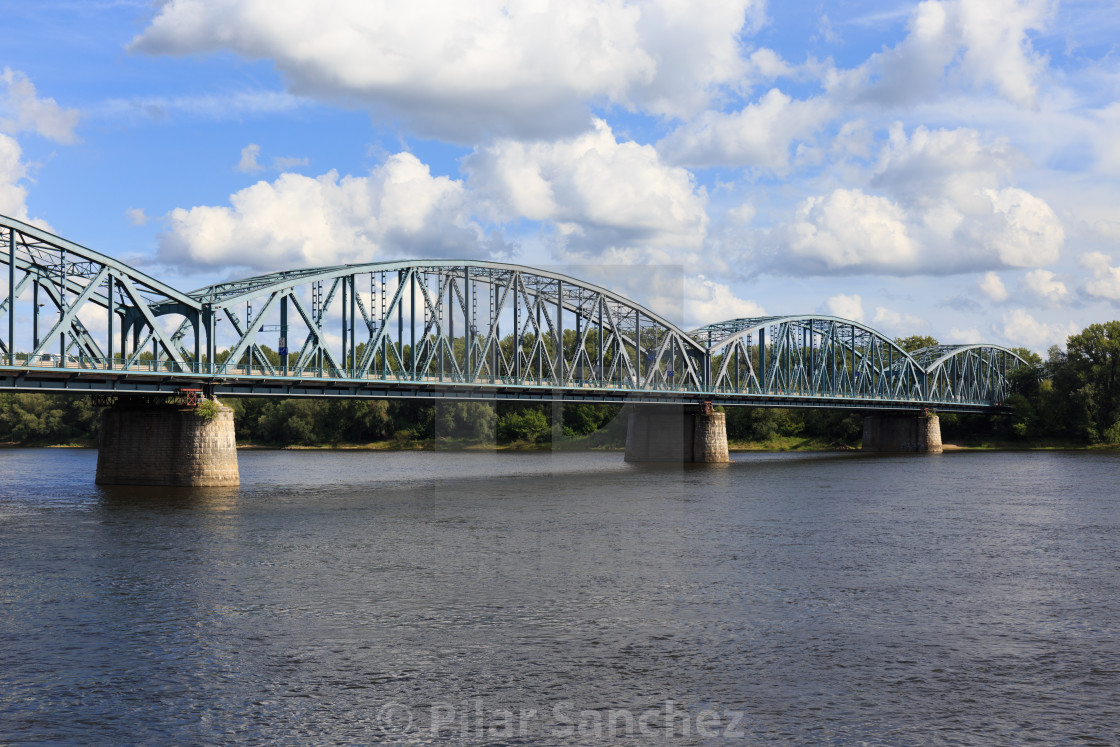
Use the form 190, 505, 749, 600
1, 350, 1009, 407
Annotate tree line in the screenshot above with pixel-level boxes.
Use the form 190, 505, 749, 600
3, 322, 1120, 448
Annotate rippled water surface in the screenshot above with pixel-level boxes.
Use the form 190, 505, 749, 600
1, 447, 1118, 744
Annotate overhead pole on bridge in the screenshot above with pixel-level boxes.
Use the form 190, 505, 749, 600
32, 278, 38, 351
635, 310, 642, 386
58, 249, 66, 362
191, 309, 200, 372
341, 272, 348, 373
107, 275, 114, 370
397, 270, 404, 378
410, 269, 416, 379
513, 273, 520, 382
556, 279, 563, 384
447, 277, 454, 379
464, 267, 471, 381
344, 276, 353, 374
758, 326, 766, 392
280, 293, 288, 376
597, 295, 604, 384
7, 226, 13, 365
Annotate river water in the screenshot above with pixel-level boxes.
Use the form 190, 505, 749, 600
1, 447, 1117, 745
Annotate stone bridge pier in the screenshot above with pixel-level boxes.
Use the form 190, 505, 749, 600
95, 397, 240, 486
861, 412, 943, 454
624, 405, 730, 463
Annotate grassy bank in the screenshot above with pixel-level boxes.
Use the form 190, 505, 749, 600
729, 436, 857, 452
939, 436, 1109, 451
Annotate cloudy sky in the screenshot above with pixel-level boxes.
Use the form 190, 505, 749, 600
3, 0, 1119, 353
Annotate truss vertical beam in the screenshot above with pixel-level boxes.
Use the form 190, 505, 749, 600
410, 269, 416, 378
107, 275, 115, 369
464, 268, 472, 381
7, 228, 13, 365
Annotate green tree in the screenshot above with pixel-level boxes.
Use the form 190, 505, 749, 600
894, 335, 939, 353
497, 405, 551, 445
1010, 347, 1043, 366
724, 407, 806, 442
1056, 321, 1120, 442
0, 393, 100, 445
435, 401, 496, 442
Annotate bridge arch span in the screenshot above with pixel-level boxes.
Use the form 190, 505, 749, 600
690, 315, 927, 402
909, 344, 1028, 405
1, 215, 202, 370
188, 260, 708, 391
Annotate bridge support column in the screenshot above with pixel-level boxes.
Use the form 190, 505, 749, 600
861, 413, 942, 454
624, 406, 730, 463
95, 398, 240, 486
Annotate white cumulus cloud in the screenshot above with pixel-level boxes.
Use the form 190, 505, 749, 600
872, 305, 928, 337
0, 68, 81, 143
237, 143, 308, 174
955, 0, 1054, 107
979, 271, 1009, 302
237, 144, 263, 173
823, 293, 865, 322
158, 153, 488, 271
948, 326, 983, 342
778, 189, 916, 273
678, 276, 764, 328
0, 134, 30, 221
837, 0, 1054, 108
1019, 268, 1068, 305
131, 0, 763, 140
125, 208, 149, 226
464, 119, 708, 265
658, 88, 833, 171
1001, 308, 1077, 348
1080, 251, 1120, 302
773, 126, 1063, 275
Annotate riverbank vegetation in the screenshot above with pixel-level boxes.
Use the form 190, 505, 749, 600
3, 322, 1120, 451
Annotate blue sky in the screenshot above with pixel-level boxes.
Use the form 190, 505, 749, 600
3, 0, 1119, 353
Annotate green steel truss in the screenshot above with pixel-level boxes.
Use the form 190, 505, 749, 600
1, 216, 1026, 409
177, 261, 708, 392
909, 345, 1024, 405
0, 216, 202, 371
691, 316, 928, 402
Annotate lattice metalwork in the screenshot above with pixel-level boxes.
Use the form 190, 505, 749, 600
691, 316, 926, 402
181, 261, 707, 392
1, 215, 202, 372
910, 345, 1027, 405
1, 216, 1026, 408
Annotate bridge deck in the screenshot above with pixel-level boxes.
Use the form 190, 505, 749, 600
0, 359, 1001, 413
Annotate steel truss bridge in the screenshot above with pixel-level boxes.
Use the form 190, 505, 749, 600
0, 216, 1025, 412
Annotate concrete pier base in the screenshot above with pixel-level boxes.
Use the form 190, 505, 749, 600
861, 413, 943, 454
95, 399, 240, 486
624, 406, 730, 463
